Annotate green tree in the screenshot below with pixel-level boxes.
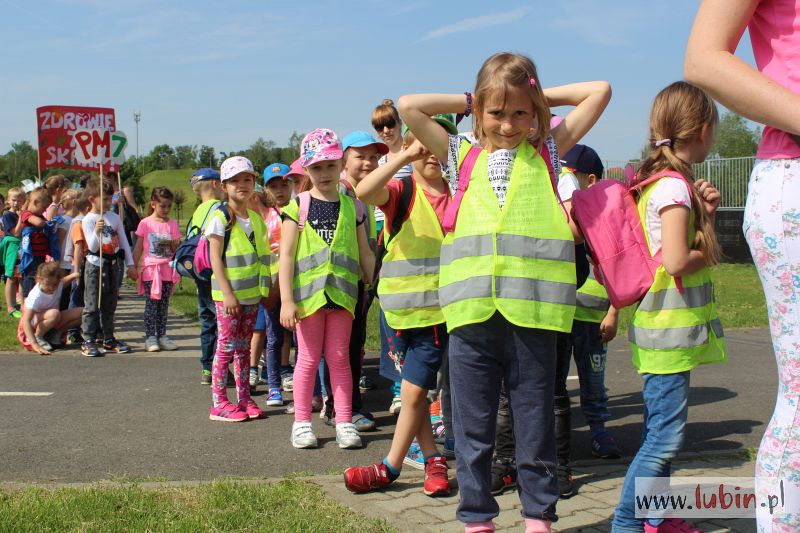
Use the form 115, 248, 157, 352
174, 145, 198, 168
244, 137, 275, 173
288, 131, 303, 154
5, 141, 39, 183
198, 145, 217, 168
147, 144, 176, 171
711, 113, 760, 158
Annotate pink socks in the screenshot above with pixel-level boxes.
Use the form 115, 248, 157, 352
524, 518, 552, 533
465, 522, 495, 533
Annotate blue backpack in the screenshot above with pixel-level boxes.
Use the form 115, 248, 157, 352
173, 202, 230, 282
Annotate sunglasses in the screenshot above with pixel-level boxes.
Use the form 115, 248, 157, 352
373, 118, 397, 131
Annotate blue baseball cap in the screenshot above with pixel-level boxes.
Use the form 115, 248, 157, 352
263, 163, 292, 184
190, 167, 220, 186
341, 131, 389, 154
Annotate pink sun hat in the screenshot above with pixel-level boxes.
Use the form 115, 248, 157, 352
300, 128, 343, 167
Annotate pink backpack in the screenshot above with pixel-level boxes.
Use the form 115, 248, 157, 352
296, 191, 365, 233
441, 142, 561, 233
570, 168, 693, 308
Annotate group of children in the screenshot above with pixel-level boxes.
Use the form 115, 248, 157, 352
0, 49, 730, 533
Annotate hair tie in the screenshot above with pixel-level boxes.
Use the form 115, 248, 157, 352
655, 138, 672, 147
529, 77, 536, 88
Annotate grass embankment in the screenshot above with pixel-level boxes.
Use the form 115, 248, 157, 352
139, 168, 196, 227
0, 479, 394, 532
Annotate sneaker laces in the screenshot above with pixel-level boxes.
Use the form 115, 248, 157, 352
426, 457, 448, 476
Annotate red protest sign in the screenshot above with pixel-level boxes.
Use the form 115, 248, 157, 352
36, 105, 118, 172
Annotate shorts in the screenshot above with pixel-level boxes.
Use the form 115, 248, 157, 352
378, 310, 447, 390
254, 304, 267, 331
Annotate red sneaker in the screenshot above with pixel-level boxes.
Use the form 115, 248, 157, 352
209, 400, 248, 422
239, 399, 265, 419
423, 456, 450, 496
343, 461, 393, 493
644, 519, 704, 533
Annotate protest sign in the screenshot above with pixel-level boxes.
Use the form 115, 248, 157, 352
36, 105, 118, 172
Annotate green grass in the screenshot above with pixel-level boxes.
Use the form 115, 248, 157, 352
0, 479, 395, 532
0, 311, 20, 350
139, 169, 196, 227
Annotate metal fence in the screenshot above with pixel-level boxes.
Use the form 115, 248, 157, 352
603, 156, 754, 209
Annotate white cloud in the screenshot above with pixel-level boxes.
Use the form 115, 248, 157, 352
419, 7, 527, 41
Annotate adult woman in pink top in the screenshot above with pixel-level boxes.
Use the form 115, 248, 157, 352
686, 2, 800, 532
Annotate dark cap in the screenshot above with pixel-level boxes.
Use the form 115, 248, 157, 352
562, 144, 604, 179
189, 168, 221, 186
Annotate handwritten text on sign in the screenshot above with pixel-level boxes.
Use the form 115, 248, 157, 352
73, 128, 128, 166
36, 105, 117, 171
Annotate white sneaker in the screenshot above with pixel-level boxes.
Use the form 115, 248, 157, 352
290, 421, 318, 449
388, 395, 402, 415
336, 422, 362, 449
158, 336, 178, 351
145, 336, 160, 352
249, 369, 259, 388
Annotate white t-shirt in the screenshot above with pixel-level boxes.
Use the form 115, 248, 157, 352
82, 211, 134, 268
24, 281, 64, 313
644, 178, 692, 255
447, 134, 562, 208
557, 171, 580, 201
205, 215, 253, 239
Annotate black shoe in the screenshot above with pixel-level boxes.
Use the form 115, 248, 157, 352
358, 373, 375, 391
558, 463, 575, 499
490, 459, 517, 495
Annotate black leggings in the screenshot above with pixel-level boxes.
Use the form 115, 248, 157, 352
143, 281, 172, 337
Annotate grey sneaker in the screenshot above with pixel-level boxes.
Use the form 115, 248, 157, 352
158, 336, 178, 351
145, 336, 160, 352
281, 372, 294, 392
249, 369, 259, 388
291, 421, 318, 449
35, 336, 53, 352
336, 422, 363, 449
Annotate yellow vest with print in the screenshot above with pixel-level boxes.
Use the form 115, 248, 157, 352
282, 193, 361, 318
210, 209, 272, 305
378, 178, 446, 329
438, 140, 576, 333
628, 179, 727, 374
574, 268, 610, 323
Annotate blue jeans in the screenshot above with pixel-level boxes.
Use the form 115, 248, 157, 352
449, 312, 558, 524
612, 371, 690, 532
572, 320, 611, 426
258, 303, 284, 389
196, 280, 217, 372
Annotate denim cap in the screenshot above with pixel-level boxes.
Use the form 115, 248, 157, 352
301, 128, 343, 167
220, 156, 259, 182
341, 131, 389, 154
189, 167, 220, 187
562, 144, 604, 179
401, 113, 458, 136
263, 163, 293, 184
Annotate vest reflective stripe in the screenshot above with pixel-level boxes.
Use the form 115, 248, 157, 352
283, 193, 361, 318
628, 180, 727, 374
378, 178, 447, 329
637, 282, 713, 312
574, 269, 610, 323
210, 209, 272, 305
438, 140, 576, 332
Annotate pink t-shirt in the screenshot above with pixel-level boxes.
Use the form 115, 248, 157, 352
379, 177, 451, 233
749, 0, 800, 159
135, 216, 180, 282
265, 207, 282, 253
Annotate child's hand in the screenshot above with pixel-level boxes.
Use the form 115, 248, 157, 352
126, 266, 138, 281
32, 341, 51, 356
95, 219, 105, 235
404, 139, 431, 163
280, 302, 299, 331
694, 179, 721, 218
599, 311, 618, 343
223, 293, 241, 317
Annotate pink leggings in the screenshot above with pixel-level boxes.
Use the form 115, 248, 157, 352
211, 302, 258, 407
293, 308, 353, 424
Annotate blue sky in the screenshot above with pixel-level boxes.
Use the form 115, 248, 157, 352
0, 0, 756, 163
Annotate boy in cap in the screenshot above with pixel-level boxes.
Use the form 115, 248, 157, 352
189, 168, 224, 384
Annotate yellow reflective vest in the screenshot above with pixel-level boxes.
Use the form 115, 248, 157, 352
210, 209, 272, 305
282, 194, 361, 318
574, 268, 610, 324
628, 179, 727, 374
438, 140, 576, 333
378, 178, 447, 329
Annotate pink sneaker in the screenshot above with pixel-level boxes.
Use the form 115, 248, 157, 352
239, 399, 265, 419
644, 519, 704, 533
209, 400, 248, 422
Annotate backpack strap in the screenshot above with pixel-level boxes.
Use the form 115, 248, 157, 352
442, 145, 482, 234
186, 200, 220, 238
538, 141, 570, 220
297, 191, 311, 233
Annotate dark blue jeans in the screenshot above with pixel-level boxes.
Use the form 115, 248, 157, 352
612, 371, 690, 532
449, 312, 559, 524
258, 303, 284, 389
196, 280, 217, 372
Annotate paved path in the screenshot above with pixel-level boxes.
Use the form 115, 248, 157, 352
0, 285, 774, 531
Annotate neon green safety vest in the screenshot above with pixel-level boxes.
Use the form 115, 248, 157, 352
438, 141, 576, 333
210, 209, 272, 305
574, 268, 610, 324
282, 193, 361, 318
378, 178, 446, 329
628, 180, 727, 374
340, 180, 377, 251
